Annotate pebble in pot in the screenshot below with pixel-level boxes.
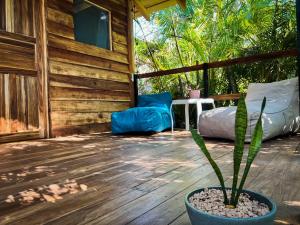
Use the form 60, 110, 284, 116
185, 187, 277, 225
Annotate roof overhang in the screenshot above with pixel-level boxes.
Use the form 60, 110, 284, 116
133, 0, 186, 21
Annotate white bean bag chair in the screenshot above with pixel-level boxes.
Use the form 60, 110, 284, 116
198, 78, 299, 142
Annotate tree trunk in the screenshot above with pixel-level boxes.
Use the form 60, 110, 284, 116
170, 16, 190, 88
226, 68, 237, 94
135, 19, 164, 92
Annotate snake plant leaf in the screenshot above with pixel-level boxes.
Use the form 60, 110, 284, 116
233, 97, 266, 206
191, 130, 229, 205
230, 96, 248, 205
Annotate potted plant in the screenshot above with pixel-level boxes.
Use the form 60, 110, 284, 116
185, 97, 277, 225
187, 83, 201, 99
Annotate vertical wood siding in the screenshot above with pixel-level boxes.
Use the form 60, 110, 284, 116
0, 0, 134, 141
0, 0, 40, 139
47, 0, 133, 136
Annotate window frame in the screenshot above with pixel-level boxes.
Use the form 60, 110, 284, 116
76, 0, 113, 51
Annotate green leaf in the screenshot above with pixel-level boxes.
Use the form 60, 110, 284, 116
233, 97, 266, 205
230, 96, 248, 205
191, 130, 229, 205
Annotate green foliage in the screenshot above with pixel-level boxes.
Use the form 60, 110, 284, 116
191, 130, 229, 205
135, 0, 296, 98
231, 96, 248, 204
191, 97, 266, 207
233, 97, 266, 205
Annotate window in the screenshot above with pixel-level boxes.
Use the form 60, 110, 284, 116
74, 0, 111, 50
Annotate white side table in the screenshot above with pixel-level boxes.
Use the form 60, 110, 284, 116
170, 98, 215, 132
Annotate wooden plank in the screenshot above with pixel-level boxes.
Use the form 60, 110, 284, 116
17, 76, 27, 131
51, 100, 130, 113
47, 20, 74, 40
0, 53, 35, 72
0, 133, 299, 224
49, 81, 93, 89
0, 74, 9, 134
137, 49, 299, 79
0, 0, 5, 30
51, 112, 112, 127
126, 145, 281, 225
47, 0, 73, 15
135, 0, 177, 18
88, 0, 127, 16
43, 0, 131, 137
113, 42, 128, 55
0, 74, 5, 133
112, 21, 128, 36
0, 30, 35, 45
40, 146, 210, 225
5, 0, 14, 32
0, 130, 40, 143
48, 34, 129, 64
52, 122, 111, 136
49, 61, 130, 83
50, 86, 131, 101
0, 42, 35, 56
168, 212, 189, 225
210, 93, 241, 101
13, 0, 34, 36
9, 74, 19, 132
133, 0, 150, 21
47, 7, 74, 28
126, 174, 226, 225
48, 47, 130, 74
3, 74, 10, 133
112, 31, 128, 45
0, 68, 36, 76
127, 0, 135, 74
0, 133, 200, 222
49, 74, 130, 91
112, 15, 127, 28
26, 76, 39, 130
176, 0, 186, 9
35, 0, 50, 138
0, 30, 35, 44
83, 154, 233, 225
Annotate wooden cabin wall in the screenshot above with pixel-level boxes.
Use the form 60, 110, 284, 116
47, 0, 133, 136
0, 0, 44, 143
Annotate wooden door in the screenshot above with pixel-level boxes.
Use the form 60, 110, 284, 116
0, 0, 48, 143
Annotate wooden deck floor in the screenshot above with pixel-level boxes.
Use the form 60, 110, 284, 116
0, 132, 299, 225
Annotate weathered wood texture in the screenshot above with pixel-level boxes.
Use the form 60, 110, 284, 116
210, 93, 241, 101
134, 0, 183, 18
35, 0, 50, 138
0, 1, 40, 138
0, 0, 134, 141
0, 74, 39, 134
47, 0, 133, 136
0, 132, 299, 225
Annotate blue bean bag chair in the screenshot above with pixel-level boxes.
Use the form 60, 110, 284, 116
111, 92, 173, 134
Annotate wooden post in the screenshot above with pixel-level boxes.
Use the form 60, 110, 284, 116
133, 74, 138, 106
203, 63, 209, 98
296, 0, 300, 112
35, 0, 50, 138
128, 0, 135, 74
127, 0, 136, 107
196, 60, 200, 86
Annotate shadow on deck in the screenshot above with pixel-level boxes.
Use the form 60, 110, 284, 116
0, 131, 299, 225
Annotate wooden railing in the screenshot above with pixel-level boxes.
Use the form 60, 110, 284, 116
209, 93, 242, 101
134, 49, 298, 102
